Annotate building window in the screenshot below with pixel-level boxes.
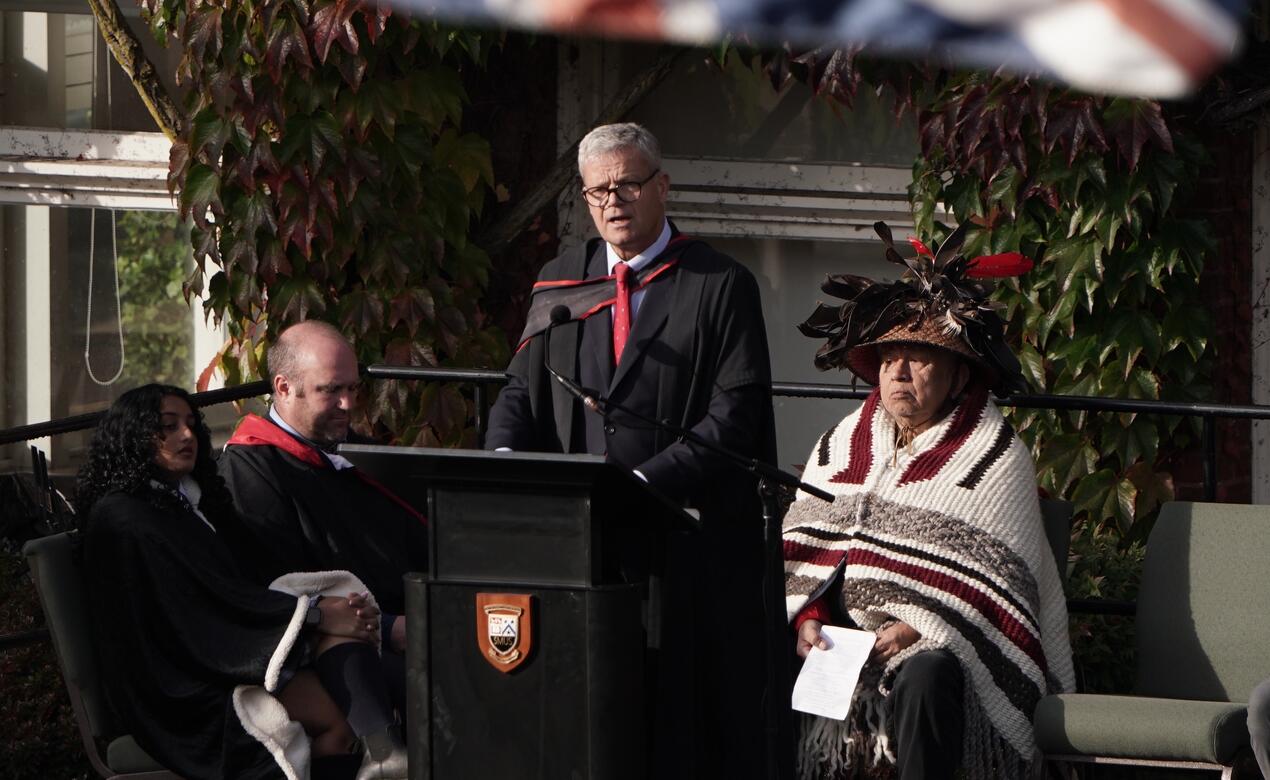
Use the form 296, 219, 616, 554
0, 10, 219, 469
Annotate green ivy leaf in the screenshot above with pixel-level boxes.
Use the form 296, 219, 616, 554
1070, 468, 1116, 520
1038, 288, 1078, 348
1017, 342, 1047, 392
1126, 462, 1174, 520
403, 67, 465, 130
1113, 476, 1138, 534
190, 107, 232, 164
434, 129, 494, 193
179, 164, 223, 227
269, 276, 326, 321
1037, 434, 1099, 496
1047, 237, 1096, 294
338, 288, 384, 336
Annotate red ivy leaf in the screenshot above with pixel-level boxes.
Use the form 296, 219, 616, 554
1106, 99, 1173, 172
385, 337, 438, 368
1044, 98, 1108, 165
167, 140, 191, 195
361, 2, 393, 45
387, 288, 437, 335
184, 6, 223, 64
311, 0, 360, 65
259, 240, 291, 286
266, 18, 313, 85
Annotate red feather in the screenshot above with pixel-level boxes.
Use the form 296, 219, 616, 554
908, 237, 933, 257
966, 252, 1033, 278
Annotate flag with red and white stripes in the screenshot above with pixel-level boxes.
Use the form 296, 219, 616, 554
398, 0, 1246, 97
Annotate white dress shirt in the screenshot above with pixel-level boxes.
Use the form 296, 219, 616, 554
269, 406, 355, 470
606, 219, 671, 322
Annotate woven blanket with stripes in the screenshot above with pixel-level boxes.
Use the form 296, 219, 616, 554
783, 387, 1074, 776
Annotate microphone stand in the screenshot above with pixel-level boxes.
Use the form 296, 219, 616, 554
542, 309, 833, 779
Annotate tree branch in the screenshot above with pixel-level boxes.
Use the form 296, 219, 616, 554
87, 0, 182, 140
477, 47, 687, 257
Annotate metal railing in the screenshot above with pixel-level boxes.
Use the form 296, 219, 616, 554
4, 363, 1269, 649
3, 364, 1261, 502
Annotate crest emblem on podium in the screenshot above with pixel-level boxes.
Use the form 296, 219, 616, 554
475, 593, 533, 672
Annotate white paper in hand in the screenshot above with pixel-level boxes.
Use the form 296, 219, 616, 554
791, 625, 876, 720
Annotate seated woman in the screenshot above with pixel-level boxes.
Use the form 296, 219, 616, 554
784, 223, 1074, 779
76, 384, 405, 780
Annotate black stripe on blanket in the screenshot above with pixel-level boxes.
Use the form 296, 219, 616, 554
844, 577, 1044, 726
785, 524, 854, 544
853, 531, 1041, 634
816, 421, 840, 467
957, 419, 1015, 489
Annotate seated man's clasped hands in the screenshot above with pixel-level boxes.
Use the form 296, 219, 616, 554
78, 384, 406, 780
783, 223, 1074, 780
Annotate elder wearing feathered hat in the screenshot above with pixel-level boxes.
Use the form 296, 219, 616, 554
781, 223, 1074, 780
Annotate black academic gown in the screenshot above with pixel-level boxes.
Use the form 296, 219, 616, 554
84, 489, 302, 780
218, 417, 428, 616
486, 234, 787, 778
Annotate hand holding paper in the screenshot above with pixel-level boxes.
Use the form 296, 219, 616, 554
791, 625, 877, 721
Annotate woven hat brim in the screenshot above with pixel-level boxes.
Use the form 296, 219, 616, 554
845, 317, 987, 385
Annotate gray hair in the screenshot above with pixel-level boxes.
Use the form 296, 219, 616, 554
267, 320, 347, 387
577, 123, 661, 173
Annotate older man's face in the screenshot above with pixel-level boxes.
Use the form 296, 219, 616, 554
581, 148, 669, 261
877, 343, 962, 432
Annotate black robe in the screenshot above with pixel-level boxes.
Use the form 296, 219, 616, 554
84, 489, 303, 780
218, 414, 429, 616
486, 234, 789, 778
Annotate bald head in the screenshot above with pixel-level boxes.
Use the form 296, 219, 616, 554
268, 321, 360, 447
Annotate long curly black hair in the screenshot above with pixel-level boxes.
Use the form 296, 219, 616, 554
74, 384, 235, 523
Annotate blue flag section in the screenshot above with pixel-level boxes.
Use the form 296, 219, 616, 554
398, 0, 1246, 97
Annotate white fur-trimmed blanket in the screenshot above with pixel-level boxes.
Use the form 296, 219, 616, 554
231, 570, 378, 780
784, 387, 1074, 779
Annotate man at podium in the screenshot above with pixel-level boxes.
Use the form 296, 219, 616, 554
486, 123, 782, 778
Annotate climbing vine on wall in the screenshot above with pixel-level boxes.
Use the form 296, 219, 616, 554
140, 0, 506, 445
732, 48, 1213, 542
906, 76, 1212, 541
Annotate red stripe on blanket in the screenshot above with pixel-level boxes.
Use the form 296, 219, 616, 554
829, 389, 880, 484
898, 386, 988, 485
847, 546, 1047, 672
783, 539, 847, 569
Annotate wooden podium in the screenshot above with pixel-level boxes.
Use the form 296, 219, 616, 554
338, 445, 700, 780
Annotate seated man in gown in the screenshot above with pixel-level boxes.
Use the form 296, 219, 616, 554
220, 320, 428, 652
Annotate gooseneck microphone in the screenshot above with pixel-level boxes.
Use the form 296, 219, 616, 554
543, 305, 603, 413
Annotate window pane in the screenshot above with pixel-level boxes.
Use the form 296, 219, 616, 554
717, 236, 897, 471
625, 48, 919, 165
0, 205, 196, 469
0, 10, 180, 131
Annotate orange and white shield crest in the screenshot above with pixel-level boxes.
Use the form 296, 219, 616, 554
475, 593, 533, 672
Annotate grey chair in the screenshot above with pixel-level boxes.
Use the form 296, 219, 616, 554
1033, 501, 1270, 778
23, 531, 179, 780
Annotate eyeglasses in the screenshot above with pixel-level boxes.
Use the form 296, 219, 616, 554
581, 169, 660, 207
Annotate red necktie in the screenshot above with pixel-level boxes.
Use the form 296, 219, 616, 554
613, 261, 633, 365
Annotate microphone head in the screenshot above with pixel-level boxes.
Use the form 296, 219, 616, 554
549, 305, 572, 325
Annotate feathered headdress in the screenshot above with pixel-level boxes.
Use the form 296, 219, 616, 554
798, 221, 1031, 396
